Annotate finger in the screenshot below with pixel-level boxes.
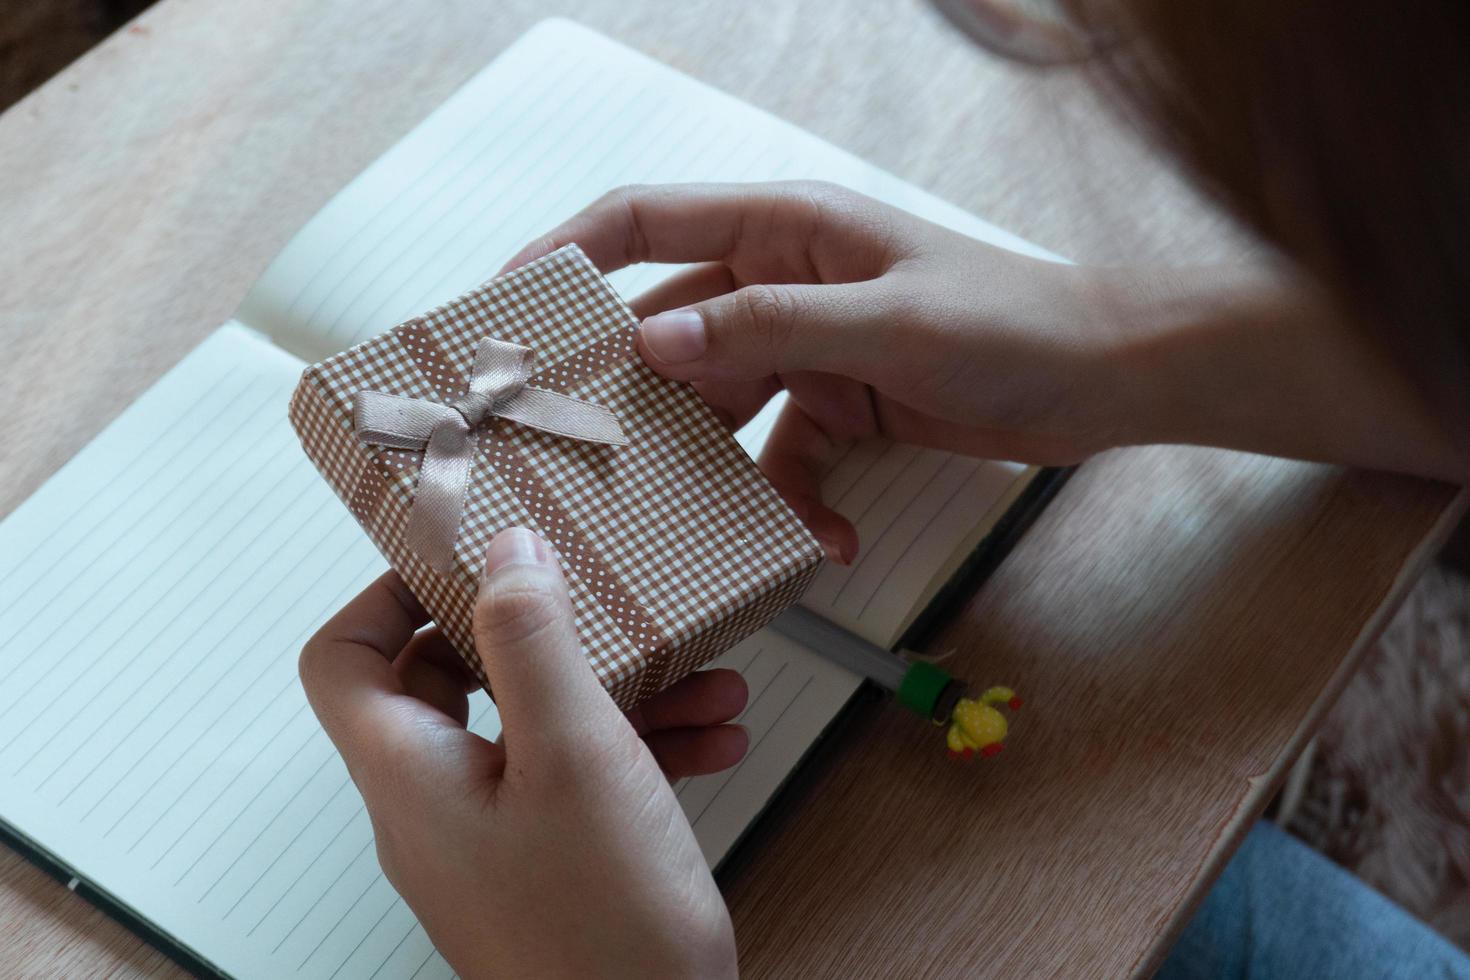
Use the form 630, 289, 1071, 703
472, 528, 624, 771
396, 627, 480, 692
395, 628, 476, 728
689, 376, 785, 432
310, 571, 429, 665
299, 573, 439, 789
626, 263, 785, 430
501, 181, 899, 279
625, 668, 747, 736
645, 725, 749, 778
637, 280, 890, 385
759, 398, 860, 563
628, 262, 735, 321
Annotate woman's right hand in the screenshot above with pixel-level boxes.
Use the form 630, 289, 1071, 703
503, 181, 1128, 562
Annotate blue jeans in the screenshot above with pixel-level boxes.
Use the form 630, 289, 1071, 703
1158, 822, 1470, 979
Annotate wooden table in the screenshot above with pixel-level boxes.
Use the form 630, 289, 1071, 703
1, 1, 1461, 976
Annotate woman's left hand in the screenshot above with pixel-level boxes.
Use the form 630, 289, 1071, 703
299, 527, 744, 977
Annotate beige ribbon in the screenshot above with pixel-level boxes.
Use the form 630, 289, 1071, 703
353, 337, 628, 571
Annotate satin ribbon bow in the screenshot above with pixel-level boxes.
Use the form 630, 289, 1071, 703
353, 337, 628, 571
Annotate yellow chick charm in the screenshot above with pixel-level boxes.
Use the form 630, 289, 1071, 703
946, 686, 1022, 759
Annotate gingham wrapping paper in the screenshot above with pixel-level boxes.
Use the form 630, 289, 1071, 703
289, 244, 822, 708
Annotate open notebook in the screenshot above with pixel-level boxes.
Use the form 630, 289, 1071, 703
0, 19, 1060, 979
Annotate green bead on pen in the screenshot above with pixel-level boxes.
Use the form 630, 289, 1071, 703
896, 659, 965, 724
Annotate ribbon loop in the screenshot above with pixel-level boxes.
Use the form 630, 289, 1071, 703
353, 337, 629, 571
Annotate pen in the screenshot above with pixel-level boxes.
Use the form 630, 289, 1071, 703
769, 605, 966, 724
769, 605, 1023, 759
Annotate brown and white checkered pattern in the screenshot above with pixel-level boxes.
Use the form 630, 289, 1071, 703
289, 244, 822, 708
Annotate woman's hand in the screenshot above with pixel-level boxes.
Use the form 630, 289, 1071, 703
508, 180, 1468, 526
503, 180, 1126, 561
299, 528, 741, 979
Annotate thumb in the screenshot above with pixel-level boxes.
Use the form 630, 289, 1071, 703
472, 528, 623, 771
637, 281, 884, 384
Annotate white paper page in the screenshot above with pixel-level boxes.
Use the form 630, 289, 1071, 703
0, 325, 456, 979
736, 401, 1029, 647
801, 442, 1028, 646
680, 631, 860, 865
0, 324, 858, 976
237, 17, 1060, 361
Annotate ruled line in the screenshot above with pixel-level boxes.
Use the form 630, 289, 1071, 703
687, 661, 789, 825
286, 51, 561, 322
271, 836, 375, 955
368, 923, 426, 980
1, 441, 305, 767
119, 559, 382, 857
386, 86, 716, 328
247, 807, 362, 939
828, 450, 951, 612
0, 385, 287, 726
310, 72, 591, 340
48, 505, 347, 804
0, 375, 246, 600
317, 69, 626, 340
328, 891, 401, 979
93, 540, 367, 833
692, 674, 812, 827
244, 698, 493, 943
851, 458, 984, 621
0, 378, 277, 623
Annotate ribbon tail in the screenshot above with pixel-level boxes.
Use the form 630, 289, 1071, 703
498, 386, 630, 446
406, 419, 476, 572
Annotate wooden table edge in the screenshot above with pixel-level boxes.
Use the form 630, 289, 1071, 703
1131, 485, 1470, 978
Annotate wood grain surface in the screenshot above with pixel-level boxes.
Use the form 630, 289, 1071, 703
0, 0, 1459, 977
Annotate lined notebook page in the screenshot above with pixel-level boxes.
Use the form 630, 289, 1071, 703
803, 443, 1029, 646
675, 629, 858, 857
0, 325, 858, 977
736, 406, 1030, 647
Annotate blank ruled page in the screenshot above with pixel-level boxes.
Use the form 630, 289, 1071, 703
0, 323, 858, 977
680, 632, 859, 865
737, 403, 1033, 649
801, 442, 1031, 647
0, 325, 469, 978
239, 18, 1059, 362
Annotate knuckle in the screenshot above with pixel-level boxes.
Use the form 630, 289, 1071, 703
599, 184, 653, 262
476, 576, 565, 646
736, 283, 798, 353
603, 181, 652, 202
775, 181, 905, 276
793, 178, 853, 209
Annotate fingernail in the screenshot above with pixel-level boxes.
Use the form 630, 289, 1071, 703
482, 528, 548, 580
640, 310, 707, 363
816, 533, 854, 566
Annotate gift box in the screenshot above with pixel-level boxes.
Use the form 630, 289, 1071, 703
289, 244, 822, 708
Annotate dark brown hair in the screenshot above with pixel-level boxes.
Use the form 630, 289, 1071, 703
1072, 2, 1470, 435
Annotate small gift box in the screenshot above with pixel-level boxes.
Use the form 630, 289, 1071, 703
289, 245, 822, 708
